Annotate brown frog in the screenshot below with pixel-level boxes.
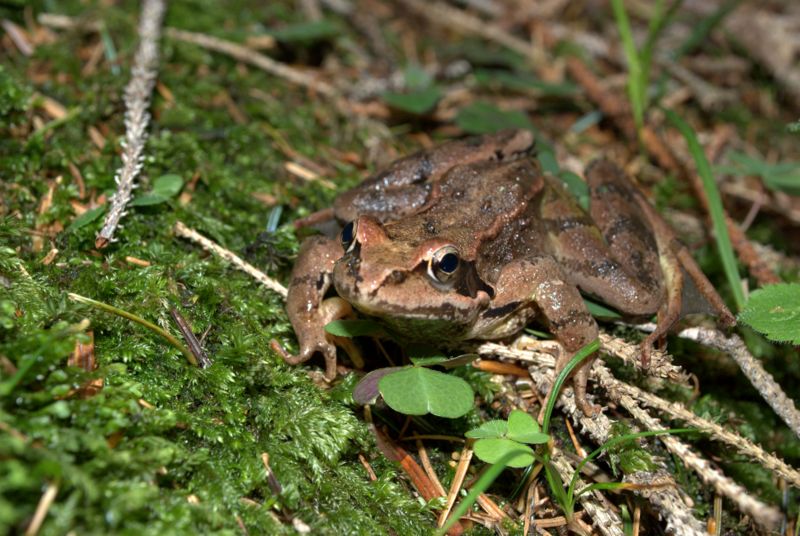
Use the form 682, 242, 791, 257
273, 129, 735, 415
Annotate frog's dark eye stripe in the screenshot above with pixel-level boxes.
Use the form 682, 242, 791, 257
341, 221, 357, 252
428, 245, 460, 285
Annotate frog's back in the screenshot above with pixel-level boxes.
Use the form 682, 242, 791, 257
384, 158, 544, 258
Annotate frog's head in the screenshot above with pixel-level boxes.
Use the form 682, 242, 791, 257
332, 215, 493, 340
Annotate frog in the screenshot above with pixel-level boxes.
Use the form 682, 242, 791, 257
272, 129, 735, 416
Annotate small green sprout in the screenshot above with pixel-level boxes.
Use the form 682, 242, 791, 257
466, 409, 549, 468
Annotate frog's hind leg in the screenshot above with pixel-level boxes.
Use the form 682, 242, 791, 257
585, 160, 735, 364
584, 160, 680, 364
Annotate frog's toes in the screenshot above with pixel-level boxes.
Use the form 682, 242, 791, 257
578, 399, 602, 418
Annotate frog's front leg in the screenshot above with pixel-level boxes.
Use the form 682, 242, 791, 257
272, 236, 351, 380
490, 256, 601, 417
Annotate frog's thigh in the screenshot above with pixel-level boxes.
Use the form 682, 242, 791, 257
542, 176, 663, 315
584, 159, 664, 293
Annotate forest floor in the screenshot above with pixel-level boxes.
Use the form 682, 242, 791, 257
1, 0, 799, 534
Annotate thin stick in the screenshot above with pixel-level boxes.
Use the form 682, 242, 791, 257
678, 327, 800, 441
173, 222, 287, 298
96, 0, 165, 248
165, 28, 338, 98
416, 439, 447, 497
25, 482, 59, 536
437, 443, 473, 528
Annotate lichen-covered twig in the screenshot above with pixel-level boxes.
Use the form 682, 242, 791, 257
173, 222, 288, 298
524, 361, 707, 535
607, 378, 783, 530
96, 0, 165, 249
678, 327, 800, 440
481, 332, 687, 383
593, 364, 800, 488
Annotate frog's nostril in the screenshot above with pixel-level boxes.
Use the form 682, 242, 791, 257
387, 270, 406, 285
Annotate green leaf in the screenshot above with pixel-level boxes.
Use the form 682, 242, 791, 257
611, 0, 645, 133
738, 284, 800, 345
472, 438, 534, 468
584, 298, 623, 319
409, 356, 448, 366
382, 87, 442, 115
541, 338, 600, 434
378, 367, 474, 418
557, 170, 589, 210
353, 367, 404, 405
473, 69, 577, 97
667, 110, 744, 311
67, 206, 105, 232
403, 65, 433, 91
130, 174, 184, 206
268, 20, 339, 43
718, 151, 800, 196
465, 420, 507, 439
324, 319, 385, 338
454, 102, 533, 134
507, 410, 549, 444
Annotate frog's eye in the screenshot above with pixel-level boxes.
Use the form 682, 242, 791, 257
341, 221, 357, 253
428, 246, 460, 284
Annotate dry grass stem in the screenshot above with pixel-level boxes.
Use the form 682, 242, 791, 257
416, 440, 447, 497
24, 482, 59, 536
622, 401, 782, 531
165, 28, 338, 98
173, 222, 287, 298
437, 443, 473, 527
593, 364, 800, 487
96, 0, 164, 248
678, 327, 800, 440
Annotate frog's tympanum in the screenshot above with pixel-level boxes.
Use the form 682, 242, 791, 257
274, 130, 735, 416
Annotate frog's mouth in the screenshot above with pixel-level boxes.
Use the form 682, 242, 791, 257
346, 292, 491, 322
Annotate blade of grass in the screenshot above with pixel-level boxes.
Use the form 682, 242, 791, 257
665, 110, 745, 310
68, 292, 198, 366
541, 338, 600, 435
611, 0, 645, 134
640, 0, 684, 83
672, 0, 741, 59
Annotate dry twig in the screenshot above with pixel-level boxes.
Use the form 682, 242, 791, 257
173, 222, 288, 298
165, 28, 338, 98
678, 327, 800, 440
96, 0, 165, 248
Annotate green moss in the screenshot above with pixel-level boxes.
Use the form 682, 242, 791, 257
0, 1, 435, 532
